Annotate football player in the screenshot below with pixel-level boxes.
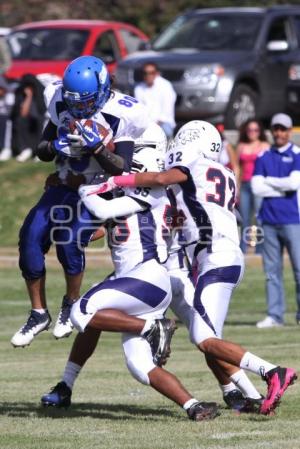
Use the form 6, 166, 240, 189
94, 120, 297, 415
11, 55, 151, 348
40, 124, 259, 415
165, 230, 263, 412
41, 143, 219, 422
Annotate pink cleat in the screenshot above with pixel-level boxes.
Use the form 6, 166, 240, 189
260, 367, 297, 415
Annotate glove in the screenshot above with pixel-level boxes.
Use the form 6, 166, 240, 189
66, 133, 86, 150
74, 120, 110, 153
78, 177, 117, 198
52, 127, 81, 158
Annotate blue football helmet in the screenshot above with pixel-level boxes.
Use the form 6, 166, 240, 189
62, 56, 110, 119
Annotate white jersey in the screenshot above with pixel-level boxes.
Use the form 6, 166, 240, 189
107, 186, 170, 276
44, 81, 150, 183
165, 144, 240, 253
219, 139, 230, 167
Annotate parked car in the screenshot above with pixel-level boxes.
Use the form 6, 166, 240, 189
4, 20, 148, 81
115, 6, 300, 128
0, 27, 10, 37
287, 63, 300, 120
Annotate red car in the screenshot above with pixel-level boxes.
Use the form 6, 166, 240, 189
5, 20, 148, 80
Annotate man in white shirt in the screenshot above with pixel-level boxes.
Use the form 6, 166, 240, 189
134, 62, 176, 138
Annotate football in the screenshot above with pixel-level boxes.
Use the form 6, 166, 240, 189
69, 119, 115, 152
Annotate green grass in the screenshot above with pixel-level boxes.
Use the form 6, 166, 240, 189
0, 263, 300, 449
0, 159, 53, 246
1, 160, 300, 448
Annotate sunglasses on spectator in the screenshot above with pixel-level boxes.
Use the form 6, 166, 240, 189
271, 125, 288, 131
143, 69, 157, 76
247, 129, 260, 134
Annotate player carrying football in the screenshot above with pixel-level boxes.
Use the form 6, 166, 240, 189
11, 55, 151, 348
42, 142, 219, 422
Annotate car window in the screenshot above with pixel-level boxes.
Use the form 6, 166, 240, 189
266, 17, 289, 42
152, 14, 263, 51
7, 28, 88, 60
292, 16, 300, 47
119, 28, 144, 53
92, 30, 120, 63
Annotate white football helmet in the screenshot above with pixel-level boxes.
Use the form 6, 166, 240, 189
135, 123, 168, 155
132, 146, 164, 173
173, 120, 222, 162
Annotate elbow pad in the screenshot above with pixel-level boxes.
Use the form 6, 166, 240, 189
36, 140, 56, 162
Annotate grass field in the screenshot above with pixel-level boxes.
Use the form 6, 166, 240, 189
1, 160, 300, 448
1, 261, 300, 449
0, 159, 53, 247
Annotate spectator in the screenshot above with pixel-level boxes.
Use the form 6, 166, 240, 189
134, 62, 176, 139
216, 123, 239, 178
0, 75, 13, 161
0, 36, 11, 74
11, 74, 46, 162
252, 113, 300, 328
236, 119, 269, 253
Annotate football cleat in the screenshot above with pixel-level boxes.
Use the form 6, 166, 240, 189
187, 401, 220, 421
223, 389, 247, 411
144, 318, 177, 366
41, 381, 72, 408
260, 366, 297, 415
53, 296, 74, 339
11, 310, 51, 347
239, 396, 264, 414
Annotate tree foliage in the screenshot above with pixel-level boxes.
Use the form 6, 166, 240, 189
2, 0, 300, 37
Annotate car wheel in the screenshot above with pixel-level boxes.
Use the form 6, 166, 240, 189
225, 84, 258, 129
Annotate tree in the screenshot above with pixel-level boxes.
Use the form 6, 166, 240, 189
2, 0, 300, 37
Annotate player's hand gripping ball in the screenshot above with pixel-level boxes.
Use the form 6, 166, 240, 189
68, 119, 115, 153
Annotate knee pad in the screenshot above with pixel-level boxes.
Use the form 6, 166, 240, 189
19, 209, 51, 280
19, 250, 46, 280
189, 311, 217, 346
55, 218, 98, 275
126, 358, 151, 385
70, 302, 86, 333
122, 333, 155, 386
56, 240, 85, 276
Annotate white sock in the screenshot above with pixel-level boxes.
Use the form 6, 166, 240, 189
32, 308, 47, 314
140, 319, 155, 336
219, 382, 237, 396
62, 361, 82, 389
183, 398, 199, 410
240, 352, 276, 377
230, 369, 261, 399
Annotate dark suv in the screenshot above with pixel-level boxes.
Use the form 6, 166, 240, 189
115, 6, 300, 128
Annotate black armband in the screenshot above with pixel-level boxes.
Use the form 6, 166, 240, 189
36, 140, 56, 162
93, 146, 125, 175
114, 141, 134, 172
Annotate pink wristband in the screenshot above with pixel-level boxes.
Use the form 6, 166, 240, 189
113, 174, 136, 188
